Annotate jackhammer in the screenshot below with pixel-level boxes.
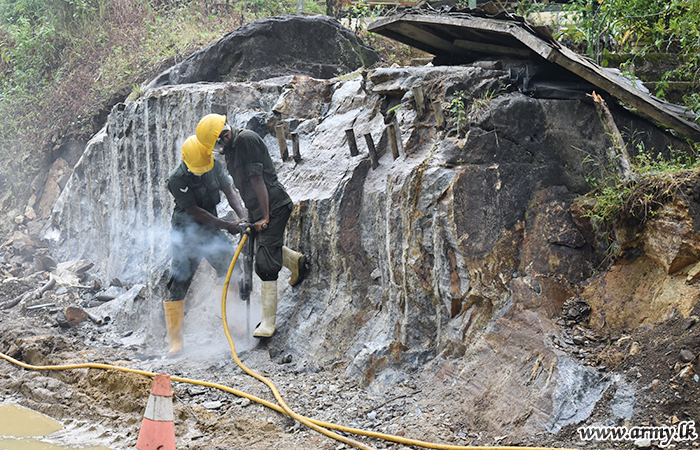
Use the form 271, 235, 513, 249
237, 221, 255, 339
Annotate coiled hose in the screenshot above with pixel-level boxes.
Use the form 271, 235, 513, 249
0, 231, 579, 450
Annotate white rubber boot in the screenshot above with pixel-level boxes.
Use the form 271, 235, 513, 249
282, 246, 309, 286
253, 280, 277, 338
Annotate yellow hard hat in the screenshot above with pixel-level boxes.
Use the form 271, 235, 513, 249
181, 135, 214, 174
196, 114, 226, 153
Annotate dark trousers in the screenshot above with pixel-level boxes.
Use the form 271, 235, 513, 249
167, 223, 237, 301
254, 203, 292, 281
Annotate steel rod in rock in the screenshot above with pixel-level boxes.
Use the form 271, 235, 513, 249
388, 123, 400, 160
412, 84, 426, 119
364, 133, 379, 169
25, 303, 56, 311
345, 129, 359, 157
86, 311, 106, 325
291, 132, 301, 163
275, 125, 289, 161
1, 291, 33, 310
432, 100, 445, 129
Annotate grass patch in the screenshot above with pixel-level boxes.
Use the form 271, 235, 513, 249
580, 144, 700, 265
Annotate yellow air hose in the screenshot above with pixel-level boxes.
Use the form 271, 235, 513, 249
220, 232, 376, 450
0, 229, 580, 450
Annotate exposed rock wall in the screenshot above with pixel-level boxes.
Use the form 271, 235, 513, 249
43, 55, 693, 435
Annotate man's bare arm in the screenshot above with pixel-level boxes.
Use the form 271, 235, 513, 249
222, 184, 247, 220
249, 174, 270, 233
184, 204, 239, 235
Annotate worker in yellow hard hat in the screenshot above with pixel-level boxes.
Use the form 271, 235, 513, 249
163, 134, 248, 357
196, 113, 309, 338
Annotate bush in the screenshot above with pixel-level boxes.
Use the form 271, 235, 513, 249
0, 0, 248, 199
555, 0, 700, 83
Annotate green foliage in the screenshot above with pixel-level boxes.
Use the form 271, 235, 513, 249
240, 0, 297, 18
635, 145, 697, 173
456, 0, 476, 9
447, 88, 502, 136
555, 0, 700, 81
0, 0, 246, 200
348, 0, 384, 45
448, 90, 468, 135
0, 0, 343, 203
350, 0, 371, 18
527, 0, 699, 123
583, 163, 632, 226
683, 92, 700, 122
469, 88, 498, 115
513, 0, 548, 18
303, 0, 325, 14
583, 145, 700, 230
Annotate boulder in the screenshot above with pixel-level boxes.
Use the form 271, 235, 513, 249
642, 199, 700, 274
145, 15, 382, 90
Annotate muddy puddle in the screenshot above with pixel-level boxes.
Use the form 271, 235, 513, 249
0, 404, 112, 450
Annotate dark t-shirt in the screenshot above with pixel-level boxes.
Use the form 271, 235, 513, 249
223, 128, 292, 220
167, 159, 233, 227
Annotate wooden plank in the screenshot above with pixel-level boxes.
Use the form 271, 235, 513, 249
392, 22, 471, 55
372, 27, 440, 55
370, 13, 553, 58
370, 12, 700, 141
454, 38, 532, 57
506, 25, 555, 59
549, 46, 700, 141
371, 13, 541, 42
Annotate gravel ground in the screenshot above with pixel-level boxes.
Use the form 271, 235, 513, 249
1, 256, 699, 450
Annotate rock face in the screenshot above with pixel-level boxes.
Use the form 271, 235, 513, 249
42, 18, 697, 437
146, 14, 382, 90
582, 195, 700, 330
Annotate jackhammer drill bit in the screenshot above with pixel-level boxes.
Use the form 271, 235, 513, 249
237, 222, 255, 341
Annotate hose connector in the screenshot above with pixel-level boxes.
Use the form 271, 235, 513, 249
237, 222, 255, 236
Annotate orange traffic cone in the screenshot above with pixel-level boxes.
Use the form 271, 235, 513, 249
136, 373, 176, 450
